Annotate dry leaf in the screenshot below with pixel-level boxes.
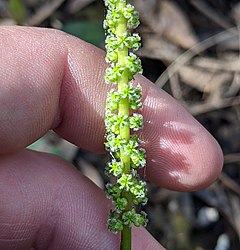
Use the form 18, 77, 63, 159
179, 65, 232, 94
135, 0, 198, 49
138, 33, 182, 63
66, 0, 96, 14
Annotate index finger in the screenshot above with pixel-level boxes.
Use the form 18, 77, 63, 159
0, 26, 223, 191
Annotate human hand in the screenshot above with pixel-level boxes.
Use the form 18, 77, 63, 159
0, 26, 223, 250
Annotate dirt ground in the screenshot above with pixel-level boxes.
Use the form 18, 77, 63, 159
1, 0, 240, 249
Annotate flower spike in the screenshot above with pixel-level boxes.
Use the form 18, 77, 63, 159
103, 0, 148, 248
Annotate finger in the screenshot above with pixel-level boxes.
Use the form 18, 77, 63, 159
0, 26, 223, 191
0, 150, 163, 250
133, 227, 166, 250
138, 80, 223, 191
0, 26, 107, 153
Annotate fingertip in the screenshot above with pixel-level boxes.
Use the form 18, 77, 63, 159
132, 226, 166, 250
139, 79, 223, 191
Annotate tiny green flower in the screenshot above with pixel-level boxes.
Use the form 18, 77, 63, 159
130, 179, 148, 205
118, 173, 134, 191
106, 160, 123, 176
105, 183, 122, 199
122, 209, 137, 226
106, 50, 118, 63
133, 211, 148, 227
122, 137, 139, 156
105, 64, 125, 84
130, 148, 146, 168
108, 211, 124, 233
122, 4, 140, 29
125, 53, 143, 76
106, 113, 129, 134
106, 89, 120, 111
130, 113, 143, 131
105, 134, 126, 152
114, 197, 128, 211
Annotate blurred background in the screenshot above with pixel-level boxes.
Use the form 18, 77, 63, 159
1, 0, 240, 249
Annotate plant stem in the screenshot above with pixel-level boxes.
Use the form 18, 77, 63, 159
121, 226, 131, 250
116, 1, 131, 248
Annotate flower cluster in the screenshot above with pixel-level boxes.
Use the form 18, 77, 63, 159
104, 1, 140, 34
103, 0, 148, 233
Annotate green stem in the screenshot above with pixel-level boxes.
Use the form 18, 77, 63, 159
121, 226, 131, 250
116, 1, 130, 174
116, 1, 132, 249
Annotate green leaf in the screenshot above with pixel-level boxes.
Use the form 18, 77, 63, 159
8, 0, 26, 24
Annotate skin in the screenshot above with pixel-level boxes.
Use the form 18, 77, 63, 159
0, 26, 223, 250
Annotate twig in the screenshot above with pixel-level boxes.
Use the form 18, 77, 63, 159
169, 73, 183, 100
189, 0, 232, 30
219, 172, 240, 196
224, 153, 240, 164
193, 57, 240, 72
66, 0, 95, 14
189, 96, 240, 115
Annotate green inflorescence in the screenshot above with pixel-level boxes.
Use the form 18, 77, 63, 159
103, 0, 148, 242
